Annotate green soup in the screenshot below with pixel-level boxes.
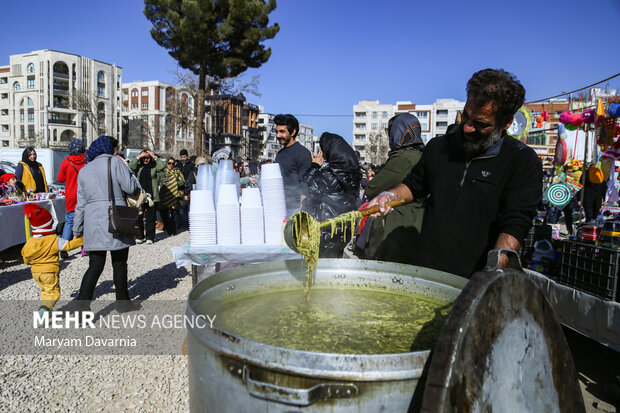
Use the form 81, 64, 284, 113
201, 287, 452, 354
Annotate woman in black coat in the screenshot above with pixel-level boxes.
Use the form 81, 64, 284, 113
302, 132, 361, 258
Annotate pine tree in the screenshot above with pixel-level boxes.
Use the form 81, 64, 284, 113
144, 0, 279, 156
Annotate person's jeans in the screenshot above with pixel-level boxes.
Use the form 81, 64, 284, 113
62, 210, 75, 240
77, 248, 130, 301
137, 204, 156, 241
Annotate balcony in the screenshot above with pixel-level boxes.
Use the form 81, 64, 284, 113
53, 102, 70, 109
53, 70, 69, 79
49, 118, 76, 126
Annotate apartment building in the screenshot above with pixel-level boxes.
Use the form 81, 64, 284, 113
352, 98, 465, 162
121, 80, 194, 155
0, 49, 122, 149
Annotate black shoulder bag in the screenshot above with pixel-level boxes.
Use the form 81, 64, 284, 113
107, 156, 142, 237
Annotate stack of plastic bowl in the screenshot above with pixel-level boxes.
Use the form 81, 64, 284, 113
216, 184, 240, 245
196, 164, 215, 192
189, 189, 216, 246
214, 160, 235, 205
240, 187, 264, 245
260, 163, 287, 245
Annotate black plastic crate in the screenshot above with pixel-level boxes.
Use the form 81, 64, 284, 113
560, 241, 620, 301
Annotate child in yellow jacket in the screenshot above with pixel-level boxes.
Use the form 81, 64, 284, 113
21, 203, 83, 316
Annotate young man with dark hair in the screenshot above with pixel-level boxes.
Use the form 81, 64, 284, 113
273, 114, 312, 215
175, 149, 193, 229
368, 69, 542, 277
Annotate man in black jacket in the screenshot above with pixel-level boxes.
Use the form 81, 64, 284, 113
273, 114, 312, 216
368, 69, 542, 277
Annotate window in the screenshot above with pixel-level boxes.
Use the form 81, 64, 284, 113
372, 112, 378, 119
131, 103, 138, 109
13, 82, 20, 91
416, 111, 428, 118
20, 110, 24, 122
421, 122, 429, 131
27, 97, 33, 106
355, 112, 366, 118
382, 111, 388, 118
2, 140, 8, 147
53, 129, 57, 141
1, 109, 7, 116
381, 122, 387, 129
371, 123, 378, 130
1, 125, 8, 132
27, 78, 35, 89
97, 71, 105, 82
97, 71, 105, 96
28, 125, 34, 137
141, 90, 148, 96
131, 89, 138, 97
355, 134, 365, 140
0, 77, 7, 84
122, 91, 128, 100
142, 103, 148, 109
436, 110, 448, 116
355, 123, 366, 130
27, 63, 35, 73
1, 93, 7, 99
28, 109, 34, 123
436, 121, 448, 127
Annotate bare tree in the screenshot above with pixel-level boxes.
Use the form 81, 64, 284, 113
17, 131, 46, 149
172, 66, 261, 155
72, 89, 106, 137
364, 132, 390, 165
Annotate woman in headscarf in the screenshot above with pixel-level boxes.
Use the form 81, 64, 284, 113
302, 132, 361, 258
128, 148, 166, 244
15, 147, 48, 193
73, 136, 142, 312
355, 113, 426, 263
159, 157, 186, 236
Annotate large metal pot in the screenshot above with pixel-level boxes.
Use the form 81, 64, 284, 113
186, 258, 467, 412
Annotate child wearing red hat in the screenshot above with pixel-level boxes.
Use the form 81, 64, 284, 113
21, 203, 83, 316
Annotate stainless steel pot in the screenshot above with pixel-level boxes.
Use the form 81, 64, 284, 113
186, 258, 467, 412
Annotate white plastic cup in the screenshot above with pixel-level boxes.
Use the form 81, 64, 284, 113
190, 190, 214, 213
217, 184, 238, 205
260, 163, 282, 179
241, 187, 262, 208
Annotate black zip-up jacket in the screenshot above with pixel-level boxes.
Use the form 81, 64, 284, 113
403, 127, 542, 278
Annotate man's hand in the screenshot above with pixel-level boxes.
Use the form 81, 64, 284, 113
366, 183, 414, 217
494, 233, 520, 269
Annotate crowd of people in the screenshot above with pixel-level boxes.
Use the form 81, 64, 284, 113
14, 68, 619, 314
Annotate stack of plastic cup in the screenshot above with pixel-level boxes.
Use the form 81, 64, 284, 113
196, 164, 214, 191
216, 184, 240, 245
214, 160, 235, 205
189, 189, 216, 246
260, 163, 287, 245
240, 187, 264, 245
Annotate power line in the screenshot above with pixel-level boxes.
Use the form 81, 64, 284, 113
525, 72, 620, 104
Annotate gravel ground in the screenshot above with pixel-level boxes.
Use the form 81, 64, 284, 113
0, 230, 192, 412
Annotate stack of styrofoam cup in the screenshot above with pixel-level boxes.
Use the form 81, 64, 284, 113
189, 189, 216, 246
240, 187, 264, 245
216, 184, 240, 245
260, 163, 287, 245
215, 160, 234, 205
196, 164, 215, 191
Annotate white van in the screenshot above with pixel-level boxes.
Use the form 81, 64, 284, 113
0, 148, 69, 186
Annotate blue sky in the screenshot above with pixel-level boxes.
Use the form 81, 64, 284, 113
2, 0, 620, 143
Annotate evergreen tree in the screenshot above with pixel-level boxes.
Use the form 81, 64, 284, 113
144, 0, 279, 156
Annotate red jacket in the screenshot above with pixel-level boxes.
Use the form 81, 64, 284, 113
57, 154, 85, 211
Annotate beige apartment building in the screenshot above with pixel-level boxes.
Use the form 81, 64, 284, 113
121, 80, 194, 155
0, 49, 122, 149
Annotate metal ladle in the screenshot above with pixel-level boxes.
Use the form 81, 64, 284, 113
283, 199, 406, 253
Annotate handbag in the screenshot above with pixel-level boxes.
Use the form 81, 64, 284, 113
107, 157, 142, 237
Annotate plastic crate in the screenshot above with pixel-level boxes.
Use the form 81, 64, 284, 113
560, 241, 620, 301
520, 224, 552, 266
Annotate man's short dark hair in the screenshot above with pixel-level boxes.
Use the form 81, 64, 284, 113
466, 69, 525, 127
180, 149, 188, 156
273, 114, 299, 138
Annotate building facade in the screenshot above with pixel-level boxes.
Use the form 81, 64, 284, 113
121, 80, 194, 156
0, 49, 122, 149
352, 98, 465, 162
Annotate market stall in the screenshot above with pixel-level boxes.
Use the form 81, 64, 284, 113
0, 197, 66, 251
